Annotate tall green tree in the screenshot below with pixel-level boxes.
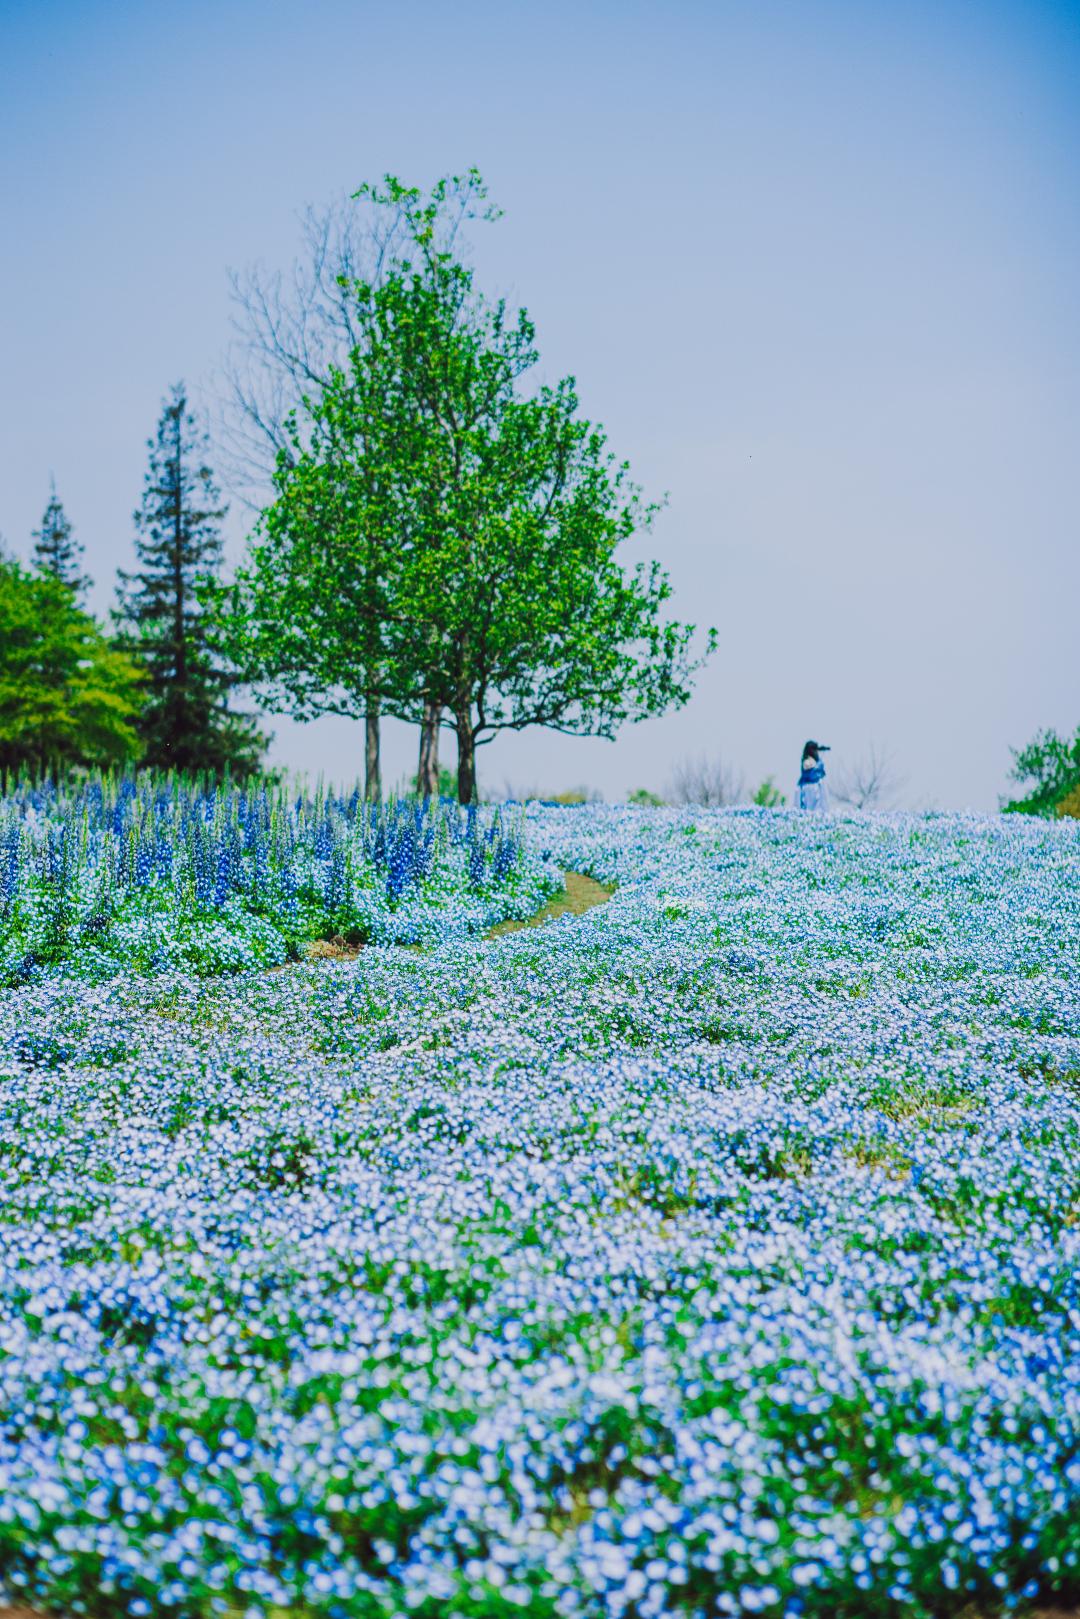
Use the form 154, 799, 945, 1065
363, 228, 713, 800
211, 318, 423, 797
32, 480, 90, 600
222, 173, 713, 801
223, 180, 487, 794
117, 385, 266, 779
0, 551, 142, 774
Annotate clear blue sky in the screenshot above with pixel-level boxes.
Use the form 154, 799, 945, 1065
2, 0, 1077, 807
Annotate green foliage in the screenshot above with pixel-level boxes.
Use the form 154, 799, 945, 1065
628, 787, 665, 806
31, 480, 90, 600
752, 776, 787, 807
218, 172, 714, 802
117, 384, 266, 780
405, 765, 456, 799
1002, 724, 1080, 817
0, 553, 142, 773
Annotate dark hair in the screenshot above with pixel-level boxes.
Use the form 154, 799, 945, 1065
802, 740, 819, 763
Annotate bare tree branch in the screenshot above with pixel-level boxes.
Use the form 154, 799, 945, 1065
212, 180, 488, 512
667, 753, 746, 807
833, 742, 905, 810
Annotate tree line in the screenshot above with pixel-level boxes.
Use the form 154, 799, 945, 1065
0, 389, 259, 780
1, 171, 713, 800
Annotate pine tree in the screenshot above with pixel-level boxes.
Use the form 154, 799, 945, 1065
117, 383, 266, 779
32, 480, 90, 599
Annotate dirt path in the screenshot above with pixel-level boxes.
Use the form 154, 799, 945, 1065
262, 870, 616, 969
486, 869, 616, 937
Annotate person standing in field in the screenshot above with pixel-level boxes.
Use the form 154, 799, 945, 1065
797, 740, 830, 810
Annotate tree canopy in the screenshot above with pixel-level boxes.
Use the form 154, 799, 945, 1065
1003, 725, 1080, 817
220, 172, 714, 800
32, 481, 90, 600
0, 552, 142, 774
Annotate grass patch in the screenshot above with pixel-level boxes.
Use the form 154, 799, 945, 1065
486, 870, 615, 937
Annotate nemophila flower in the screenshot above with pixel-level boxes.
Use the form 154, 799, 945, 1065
0, 801, 1076, 1615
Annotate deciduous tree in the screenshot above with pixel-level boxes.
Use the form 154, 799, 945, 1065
0, 552, 141, 774
669, 754, 745, 807
211, 315, 428, 795
833, 743, 905, 810
224, 173, 714, 801
359, 176, 714, 801
222, 180, 491, 793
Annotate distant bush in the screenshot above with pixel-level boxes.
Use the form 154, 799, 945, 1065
628, 788, 665, 807
546, 788, 606, 806
1003, 725, 1080, 817
752, 777, 786, 807
408, 765, 457, 799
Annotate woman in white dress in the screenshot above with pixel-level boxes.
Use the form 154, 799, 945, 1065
797, 740, 830, 811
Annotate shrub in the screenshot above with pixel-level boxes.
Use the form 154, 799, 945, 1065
1003, 724, 1080, 817
752, 776, 786, 807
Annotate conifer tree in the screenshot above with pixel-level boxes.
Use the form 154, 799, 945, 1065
117, 384, 266, 778
32, 480, 90, 600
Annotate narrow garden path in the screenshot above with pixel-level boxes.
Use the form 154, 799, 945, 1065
303, 869, 616, 960
486, 869, 616, 937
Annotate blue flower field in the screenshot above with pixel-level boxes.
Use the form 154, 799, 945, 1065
0, 798, 1077, 1618
0, 777, 553, 986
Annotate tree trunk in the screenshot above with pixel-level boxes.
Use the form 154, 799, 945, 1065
365, 704, 381, 801
455, 711, 477, 804
418, 698, 442, 797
